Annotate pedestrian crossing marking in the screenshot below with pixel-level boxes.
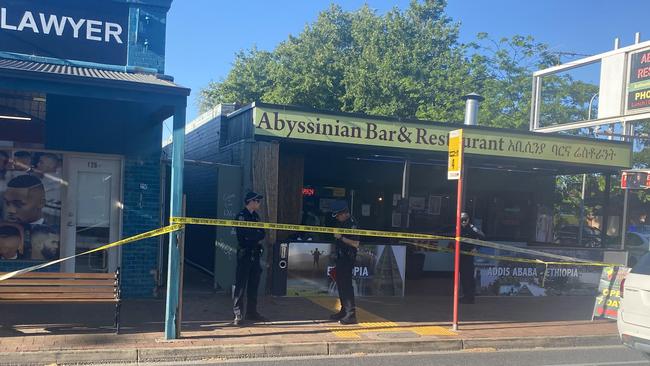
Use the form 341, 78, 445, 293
305, 297, 457, 339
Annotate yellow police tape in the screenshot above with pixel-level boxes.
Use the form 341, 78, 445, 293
171, 217, 445, 240
0, 216, 623, 283
0, 224, 182, 282
171, 217, 623, 268
403, 241, 611, 267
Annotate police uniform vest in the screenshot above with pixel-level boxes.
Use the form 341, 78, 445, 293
235, 208, 265, 251
336, 217, 359, 261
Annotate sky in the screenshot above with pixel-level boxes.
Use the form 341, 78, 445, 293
163, 0, 648, 140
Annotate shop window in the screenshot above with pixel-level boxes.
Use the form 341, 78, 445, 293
0, 90, 46, 121
0, 90, 46, 145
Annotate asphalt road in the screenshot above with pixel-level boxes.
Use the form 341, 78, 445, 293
118, 345, 649, 366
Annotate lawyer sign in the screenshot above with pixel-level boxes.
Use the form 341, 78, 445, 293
0, 0, 128, 65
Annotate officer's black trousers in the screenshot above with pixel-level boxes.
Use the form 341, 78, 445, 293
233, 249, 262, 316
460, 256, 475, 300
335, 257, 356, 314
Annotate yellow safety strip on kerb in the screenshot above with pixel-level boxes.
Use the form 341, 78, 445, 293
305, 297, 455, 339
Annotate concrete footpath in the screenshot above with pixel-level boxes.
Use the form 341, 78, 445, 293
0, 289, 620, 365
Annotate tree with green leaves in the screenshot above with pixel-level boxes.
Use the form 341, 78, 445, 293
199, 1, 597, 131
200, 0, 636, 241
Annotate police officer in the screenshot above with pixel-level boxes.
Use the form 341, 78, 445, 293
329, 201, 360, 325
460, 212, 485, 304
233, 191, 268, 326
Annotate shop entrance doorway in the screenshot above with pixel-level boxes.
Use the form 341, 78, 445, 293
61, 156, 121, 273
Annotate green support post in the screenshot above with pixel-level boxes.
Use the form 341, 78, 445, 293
165, 105, 186, 340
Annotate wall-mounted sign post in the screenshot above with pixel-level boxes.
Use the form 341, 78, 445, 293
448, 128, 463, 331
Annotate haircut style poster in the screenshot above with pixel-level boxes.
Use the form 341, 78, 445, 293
0, 150, 61, 261
286, 242, 406, 297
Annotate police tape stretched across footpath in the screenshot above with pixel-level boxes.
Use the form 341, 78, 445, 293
171, 217, 624, 268
0, 217, 623, 283
0, 224, 183, 282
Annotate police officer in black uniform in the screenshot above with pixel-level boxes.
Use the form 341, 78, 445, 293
233, 191, 268, 326
460, 212, 485, 304
328, 201, 360, 325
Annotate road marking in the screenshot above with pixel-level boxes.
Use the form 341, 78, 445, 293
463, 347, 497, 352
305, 297, 456, 339
542, 361, 648, 366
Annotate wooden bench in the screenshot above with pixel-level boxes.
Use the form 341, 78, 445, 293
0, 269, 121, 333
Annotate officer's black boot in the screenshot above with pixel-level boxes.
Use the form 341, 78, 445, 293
233, 312, 243, 326
245, 311, 269, 322
339, 310, 357, 325
329, 308, 346, 321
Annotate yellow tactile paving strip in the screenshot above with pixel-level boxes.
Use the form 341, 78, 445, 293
306, 297, 457, 339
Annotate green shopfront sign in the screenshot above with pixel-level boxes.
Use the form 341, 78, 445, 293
253, 106, 632, 168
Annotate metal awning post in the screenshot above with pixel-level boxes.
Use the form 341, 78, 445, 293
165, 104, 186, 340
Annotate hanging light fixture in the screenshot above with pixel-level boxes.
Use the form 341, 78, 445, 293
0, 115, 31, 121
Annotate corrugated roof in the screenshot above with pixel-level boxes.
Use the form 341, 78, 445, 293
0, 58, 184, 89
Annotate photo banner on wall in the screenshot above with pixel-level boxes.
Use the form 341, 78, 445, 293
0, 150, 62, 262
474, 245, 603, 297
286, 242, 406, 297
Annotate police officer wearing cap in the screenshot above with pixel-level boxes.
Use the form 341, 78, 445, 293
460, 212, 485, 304
329, 201, 360, 325
232, 191, 268, 325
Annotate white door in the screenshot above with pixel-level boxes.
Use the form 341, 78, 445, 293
62, 157, 121, 273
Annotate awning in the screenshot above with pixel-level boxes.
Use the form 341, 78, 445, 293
0, 58, 190, 104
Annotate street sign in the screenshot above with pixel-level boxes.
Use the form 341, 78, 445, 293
448, 129, 463, 180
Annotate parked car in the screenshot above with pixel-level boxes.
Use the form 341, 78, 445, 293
554, 225, 602, 248
618, 252, 650, 360
624, 232, 650, 267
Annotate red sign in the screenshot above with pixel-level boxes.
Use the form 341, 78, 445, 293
302, 187, 315, 196
621, 171, 649, 190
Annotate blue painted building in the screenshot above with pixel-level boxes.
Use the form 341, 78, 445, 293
0, 0, 188, 298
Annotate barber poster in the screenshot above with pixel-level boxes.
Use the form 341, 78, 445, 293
0, 149, 61, 262
286, 242, 406, 297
